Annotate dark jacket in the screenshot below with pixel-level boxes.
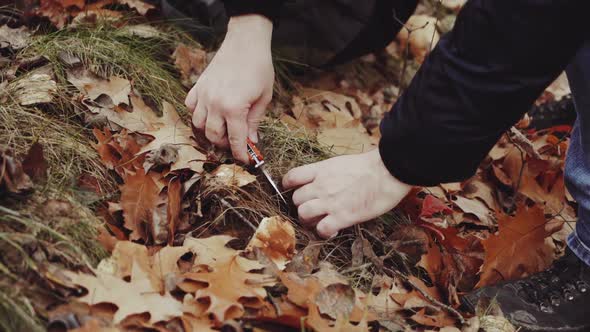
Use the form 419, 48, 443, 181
226, 0, 590, 186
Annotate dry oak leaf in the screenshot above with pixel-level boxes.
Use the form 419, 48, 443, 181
32, 0, 85, 28
109, 241, 190, 292
65, 259, 183, 324
137, 102, 205, 173
247, 216, 296, 270
211, 164, 257, 188
299, 88, 362, 119
397, 15, 440, 63
318, 125, 378, 155
118, 0, 155, 15
119, 168, 160, 241
411, 307, 457, 328
0, 25, 31, 50
178, 235, 272, 322
67, 69, 131, 107
22, 142, 48, 180
453, 196, 495, 227
172, 44, 208, 87
477, 204, 559, 287
367, 276, 405, 319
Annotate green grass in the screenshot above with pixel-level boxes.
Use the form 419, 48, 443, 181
19, 20, 195, 112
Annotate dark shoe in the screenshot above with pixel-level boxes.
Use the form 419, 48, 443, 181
462, 249, 590, 331
526, 94, 576, 130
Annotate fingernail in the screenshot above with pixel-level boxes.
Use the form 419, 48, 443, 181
328, 232, 338, 239
248, 131, 258, 143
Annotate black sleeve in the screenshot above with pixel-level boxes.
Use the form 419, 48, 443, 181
379, 0, 588, 187
223, 0, 284, 21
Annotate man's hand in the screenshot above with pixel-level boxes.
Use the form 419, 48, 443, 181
283, 149, 413, 238
186, 15, 274, 163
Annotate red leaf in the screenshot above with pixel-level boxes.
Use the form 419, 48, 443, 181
420, 195, 452, 218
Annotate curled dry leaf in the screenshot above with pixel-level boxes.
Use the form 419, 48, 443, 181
211, 164, 257, 188
246, 216, 296, 269
0, 25, 31, 50
0, 149, 33, 194
118, 0, 155, 15
453, 196, 496, 227
12, 73, 57, 105
397, 15, 439, 63
477, 204, 560, 287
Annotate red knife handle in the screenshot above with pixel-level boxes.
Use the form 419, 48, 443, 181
246, 138, 264, 167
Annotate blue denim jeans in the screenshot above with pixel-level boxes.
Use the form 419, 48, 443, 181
565, 41, 590, 266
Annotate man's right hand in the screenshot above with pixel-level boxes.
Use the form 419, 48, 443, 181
186, 14, 274, 164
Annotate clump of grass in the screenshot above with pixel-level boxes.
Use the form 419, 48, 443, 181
259, 118, 334, 178
19, 19, 195, 111
0, 101, 114, 194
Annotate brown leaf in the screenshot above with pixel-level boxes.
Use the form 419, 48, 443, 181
22, 142, 47, 180
284, 243, 321, 276
118, 0, 155, 15
410, 307, 456, 328
172, 44, 208, 88
211, 164, 257, 188
315, 283, 355, 320
0, 25, 31, 50
317, 126, 378, 155
179, 235, 271, 322
136, 102, 205, 173
453, 196, 495, 227
396, 15, 439, 63
67, 68, 131, 107
0, 149, 33, 194
247, 216, 296, 269
119, 168, 160, 241
66, 260, 183, 324
477, 204, 558, 287
167, 177, 182, 245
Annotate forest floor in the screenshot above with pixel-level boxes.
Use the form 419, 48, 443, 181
0, 1, 577, 331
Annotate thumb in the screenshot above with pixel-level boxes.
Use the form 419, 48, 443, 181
247, 91, 272, 143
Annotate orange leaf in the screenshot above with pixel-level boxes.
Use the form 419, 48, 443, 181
119, 168, 160, 241
477, 204, 559, 287
167, 177, 182, 245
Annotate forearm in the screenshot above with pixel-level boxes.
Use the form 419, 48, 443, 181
379, 0, 588, 186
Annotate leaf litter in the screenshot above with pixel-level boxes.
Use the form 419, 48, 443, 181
0, 2, 577, 332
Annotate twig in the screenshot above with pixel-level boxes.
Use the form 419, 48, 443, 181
383, 267, 466, 325
211, 194, 257, 231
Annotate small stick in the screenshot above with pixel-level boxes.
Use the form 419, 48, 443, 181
212, 194, 257, 231
383, 266, 466, 325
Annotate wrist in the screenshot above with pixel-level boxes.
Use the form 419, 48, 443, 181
369, 149, 413, 190
227, 15, 273, 43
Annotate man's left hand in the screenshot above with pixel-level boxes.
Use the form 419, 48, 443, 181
282, 149, 412, 238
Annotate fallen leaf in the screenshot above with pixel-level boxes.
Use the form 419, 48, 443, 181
172, 44, 208, 88
0, 149, 33, 194
12, 73, 57, 105
66, 260, 183, 324
167, 177, 182, 245
397, 15, 439, 63
453, 196, 495, 227
315, 283, 355, 320
67, 69, 131, 107
410, 307, 456, 328
22, 142, 47, 180
137, 102, 205, 173
119, 168, 160, 241
211, 164, 257, 188
180, 249, 270, 322
247, 216, 296, 269
477, 204, 559, 287
318, 126, 378, 155
420, 195, 452, 218
118, 0, 155, 15
0, 25, 31, 50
